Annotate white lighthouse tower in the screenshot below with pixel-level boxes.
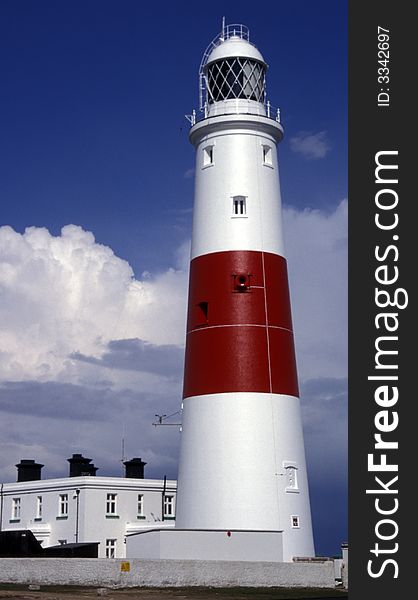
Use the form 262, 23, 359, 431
127, 23, 315, 564
175, 23, 315, 562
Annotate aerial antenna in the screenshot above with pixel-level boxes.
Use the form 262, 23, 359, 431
120, 424, 127, 473
220, 16, 226, 41
152, 411, 182, 427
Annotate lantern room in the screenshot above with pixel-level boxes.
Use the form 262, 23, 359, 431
198, 24, 269, 119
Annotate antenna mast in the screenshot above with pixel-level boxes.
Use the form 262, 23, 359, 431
120, 424, 127, 473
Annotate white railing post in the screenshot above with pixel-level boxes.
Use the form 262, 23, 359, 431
267, 100, 271, 118
277, 108, 281, 123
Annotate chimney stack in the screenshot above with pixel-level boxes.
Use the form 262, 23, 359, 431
67, 453, 98, 477
16, 459, 44, 482
123, 457, 146, 479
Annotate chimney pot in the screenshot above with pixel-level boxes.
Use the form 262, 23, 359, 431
67, 453, 97, 477
123, 457, 147, 479
15, 459, 44, 482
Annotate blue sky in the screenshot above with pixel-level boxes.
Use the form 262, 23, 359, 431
0, 1, 347, 557
0, 0, 347, 272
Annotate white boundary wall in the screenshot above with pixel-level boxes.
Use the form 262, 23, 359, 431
126, 529, 284, 562
0, 558, 335, 588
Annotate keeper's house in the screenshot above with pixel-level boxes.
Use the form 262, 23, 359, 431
0, 454, 177, 558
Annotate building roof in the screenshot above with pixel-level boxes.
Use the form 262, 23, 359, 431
1, 475, 177, 492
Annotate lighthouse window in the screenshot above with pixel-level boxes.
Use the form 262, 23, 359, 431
285, 466, 299, 491
207, 58, 266, 103
203, 146, 214, 167
262, 145, 273, 166
194, 301, 208, 327
291, 516, 300, 528
232, 196, 246, 216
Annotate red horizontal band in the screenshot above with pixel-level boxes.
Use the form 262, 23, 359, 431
183, 250, 299, 398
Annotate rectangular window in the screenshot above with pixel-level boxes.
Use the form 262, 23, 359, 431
106, 538, 117, 558
58, 494, 68, 517
137, 494, 144, 516
284, 461, 299, 493
287, 468, 297, 489
106, 493, 117, 515
194, 301, 208, 327
203, 145, 214, 167
36, 496, 43, 519
232, 195, 246, 216
291, 515, 300, 528
12, 498, 21, 520
164, 495, 174, 517
262, 145, 273, 166
285, 466, 299, 492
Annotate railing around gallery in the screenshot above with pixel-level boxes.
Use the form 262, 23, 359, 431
186, 100, 281, 126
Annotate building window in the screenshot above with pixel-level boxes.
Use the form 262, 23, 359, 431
262, 145, 273, 166
12, 498, 21, 520
106, 493, 117, 515
203, 145, 214, 167
232, 195, 246, 216
194, 301, 209, 327
106, 538, 117, 558
58, 494, 68, 517
36, 496, 43, 519
285, 466, 299, 491
291, 515, 300, 528
137, 494, 144, 517
164, 495, 174, 518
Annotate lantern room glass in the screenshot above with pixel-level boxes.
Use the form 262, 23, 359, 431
206, 58, 266, 104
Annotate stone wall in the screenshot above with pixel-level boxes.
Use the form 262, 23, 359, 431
0, 558, 335, 588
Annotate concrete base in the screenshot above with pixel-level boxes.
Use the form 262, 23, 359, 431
126, 528, 283, 562
0, 558, 336, 588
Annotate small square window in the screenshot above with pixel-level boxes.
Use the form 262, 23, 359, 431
232, 196, 246, 216
285, 466, 299, 491
36, 496, 43, 519
106, 493, 117, 515
164, 495, 174, 517
106, 538, 117, 558
262, 145, 273, 166
291, 515, 300, 528
194, 301, 208, 327
203, 146, 214, 167
12, 498, 21, 520
58, 494, 68, 517
137, 494, 144, 516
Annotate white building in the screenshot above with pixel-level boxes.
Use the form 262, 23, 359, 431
0, 456, 177, 558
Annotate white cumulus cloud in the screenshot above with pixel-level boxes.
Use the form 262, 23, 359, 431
284, 200, 347, 380
289, 131, 331, 159
0, 224, 188, 383
0, 203, 347, 485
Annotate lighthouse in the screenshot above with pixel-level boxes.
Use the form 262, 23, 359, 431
174, 23, 315, 562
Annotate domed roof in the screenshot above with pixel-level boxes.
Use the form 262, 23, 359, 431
205, 36, 266, 67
